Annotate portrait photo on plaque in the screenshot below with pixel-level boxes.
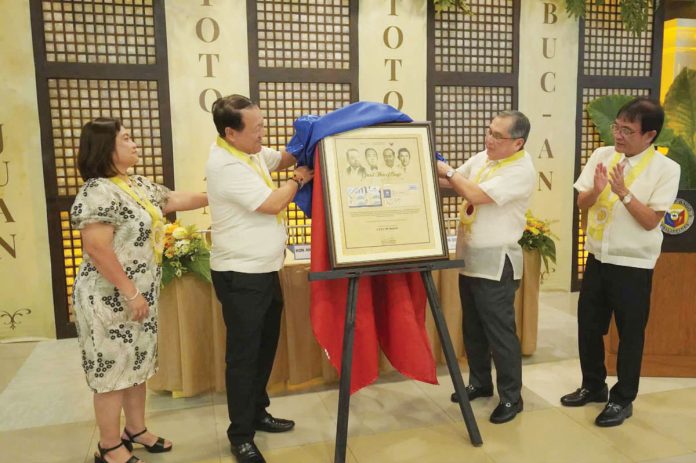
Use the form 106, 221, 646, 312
319, 123, 448, 268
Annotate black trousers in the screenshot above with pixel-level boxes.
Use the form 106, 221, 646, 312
578, 254, 653, 406
211, 270, 284, 445
459, 257, 522, 404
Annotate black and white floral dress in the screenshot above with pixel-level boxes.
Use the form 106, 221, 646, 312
71, 175, 170, 393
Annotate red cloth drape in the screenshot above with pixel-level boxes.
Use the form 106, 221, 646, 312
309, 151, 438, 394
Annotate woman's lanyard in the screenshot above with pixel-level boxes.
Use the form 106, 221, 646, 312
109, 176, 165, 264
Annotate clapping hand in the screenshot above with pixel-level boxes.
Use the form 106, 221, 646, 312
608, 163, 629, 198
593, 163, 609, 195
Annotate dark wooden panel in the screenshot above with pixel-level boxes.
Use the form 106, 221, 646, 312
605, 253, 696, 377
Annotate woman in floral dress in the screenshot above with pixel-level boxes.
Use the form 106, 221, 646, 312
71, 118, 207, 463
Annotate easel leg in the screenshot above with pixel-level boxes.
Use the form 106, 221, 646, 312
334, 276, 360, 463
421, 270, 483, 446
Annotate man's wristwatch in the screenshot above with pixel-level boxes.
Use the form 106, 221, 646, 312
291, 176, 304, 189
445, 169, 456, 180
622, 192, 633, 205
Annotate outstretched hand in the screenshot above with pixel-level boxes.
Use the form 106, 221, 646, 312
294, 166, 314, 184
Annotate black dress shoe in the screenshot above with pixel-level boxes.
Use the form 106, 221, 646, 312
560, 385, 608, 407
595, 402, 632, 427
231, 441, 266, 463
489, 399, 523, 424
254, 414, 295, 433
450, 384, 494, 403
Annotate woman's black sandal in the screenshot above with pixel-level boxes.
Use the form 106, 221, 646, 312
94, 441, 141, 463
122, 427, 172, 453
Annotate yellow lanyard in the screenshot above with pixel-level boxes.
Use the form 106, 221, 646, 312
216, 137, 285, 224
587, 148, 656, 241
459, 150, 525, 229
109, 176, 165, 264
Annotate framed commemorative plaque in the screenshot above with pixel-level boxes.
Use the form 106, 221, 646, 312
319, 122, 448, 268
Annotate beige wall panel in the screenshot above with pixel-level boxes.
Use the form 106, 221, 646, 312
165, 0, 250, 229
0, 1, 55, 339
519, 0, 578, 291
3, 0, 591, 342
359, 0, 427, 120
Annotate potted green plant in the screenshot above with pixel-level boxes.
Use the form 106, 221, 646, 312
518, 210, 558, 280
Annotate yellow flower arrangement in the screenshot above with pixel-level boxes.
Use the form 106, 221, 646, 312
161, 221, 211, 286
518, 211, 558, 278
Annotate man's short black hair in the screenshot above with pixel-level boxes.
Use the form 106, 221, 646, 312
77, 117, 122, 181
211, 94, 256, 137
616, 97, 664, 143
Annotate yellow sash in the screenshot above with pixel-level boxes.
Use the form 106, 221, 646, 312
459, 150, 526, 231
109, 176, 165, 264
587, 148, 656, 241
216, 137, 285, 224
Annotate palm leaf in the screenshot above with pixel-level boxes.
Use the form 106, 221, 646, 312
587, 95, 634, 145
664, 67, 696, 153
187, 250, 212, 283
161, 262, 176, 287
666, 135, 696, 189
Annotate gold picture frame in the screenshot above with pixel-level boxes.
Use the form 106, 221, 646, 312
319, 122, 448, 268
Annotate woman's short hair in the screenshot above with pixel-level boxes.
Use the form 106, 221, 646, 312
77, 117, 122, 181
212, 94, 256, 137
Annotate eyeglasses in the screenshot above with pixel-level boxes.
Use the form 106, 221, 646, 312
486, 128, 519, 141
610, 123, 639, 137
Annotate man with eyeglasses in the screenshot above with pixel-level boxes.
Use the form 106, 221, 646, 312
560, 97, 680, 427
436, 110, 536, 424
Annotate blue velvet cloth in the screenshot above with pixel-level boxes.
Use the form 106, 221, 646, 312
285, 102, 413, 217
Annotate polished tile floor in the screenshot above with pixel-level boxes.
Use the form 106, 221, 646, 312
2, 291, 696, 463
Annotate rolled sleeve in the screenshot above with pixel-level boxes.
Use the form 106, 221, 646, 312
455, 155, 477, 178
70, 179, 122, 229
647, 163, 681, 211
479, 163, 535, 206
260, 147, 282, 172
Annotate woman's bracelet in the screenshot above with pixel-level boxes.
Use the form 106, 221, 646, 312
124, 288, 140, 302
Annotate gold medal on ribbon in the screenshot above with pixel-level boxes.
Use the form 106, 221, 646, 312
459, 200, 477, 233
595, 207, 608, 224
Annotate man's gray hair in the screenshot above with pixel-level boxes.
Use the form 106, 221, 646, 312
498, 110, 531, 143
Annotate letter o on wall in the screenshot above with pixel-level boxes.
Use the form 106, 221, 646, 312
199, 88, 222, 112
196, 17, 220, 43
383, 26, 404, 49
